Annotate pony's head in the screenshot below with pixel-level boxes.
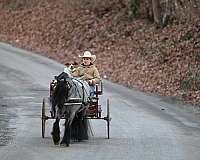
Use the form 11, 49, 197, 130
52, 77, 71, 108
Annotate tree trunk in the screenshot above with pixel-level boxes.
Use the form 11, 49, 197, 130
162, 0, 172, 26
152, 0, 162, 26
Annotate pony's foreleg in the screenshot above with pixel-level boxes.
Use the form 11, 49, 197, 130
60, 117, 71, 147
51, 118, 60, 145
51, 103, 56, 118
60, 111, 77, 147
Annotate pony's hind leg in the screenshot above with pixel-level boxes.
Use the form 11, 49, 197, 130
51, 118, 60, 145
75, 110, 89, 141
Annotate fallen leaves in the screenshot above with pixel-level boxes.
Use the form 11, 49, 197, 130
0, 0, 200, 105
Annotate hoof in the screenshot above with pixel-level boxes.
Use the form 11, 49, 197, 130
54, 142, 59, 145
60, 141, 69, 147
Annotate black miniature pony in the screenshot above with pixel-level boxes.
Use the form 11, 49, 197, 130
51, 72, 91, 147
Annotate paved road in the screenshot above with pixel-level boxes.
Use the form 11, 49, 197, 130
0, 42, 200, 160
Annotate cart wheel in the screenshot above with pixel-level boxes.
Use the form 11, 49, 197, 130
106, 99, 111, 139
41, 98, 46, 138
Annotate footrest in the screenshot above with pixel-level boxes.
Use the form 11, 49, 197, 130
86, 105, 97, 117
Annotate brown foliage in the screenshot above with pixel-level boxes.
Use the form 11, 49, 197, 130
0, 0, 199, 105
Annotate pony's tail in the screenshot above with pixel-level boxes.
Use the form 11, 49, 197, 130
71, 111, 92, 141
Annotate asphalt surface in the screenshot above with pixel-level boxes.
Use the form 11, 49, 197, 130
0, 42, 200, 160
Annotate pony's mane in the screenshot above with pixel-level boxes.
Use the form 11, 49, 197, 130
56, 72, 70, 82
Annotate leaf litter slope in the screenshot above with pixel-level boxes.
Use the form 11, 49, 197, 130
0, 0, 199, 105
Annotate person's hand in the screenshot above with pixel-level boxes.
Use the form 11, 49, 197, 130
88, 80, 93, 85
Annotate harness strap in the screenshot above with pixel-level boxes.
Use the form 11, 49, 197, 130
70, 78, 90, 105
82, 85, 85, 104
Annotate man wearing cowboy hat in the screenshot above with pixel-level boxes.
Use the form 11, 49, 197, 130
71, 51, 100, 95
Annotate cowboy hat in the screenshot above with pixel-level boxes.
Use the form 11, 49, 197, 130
79, 51, 96, 63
